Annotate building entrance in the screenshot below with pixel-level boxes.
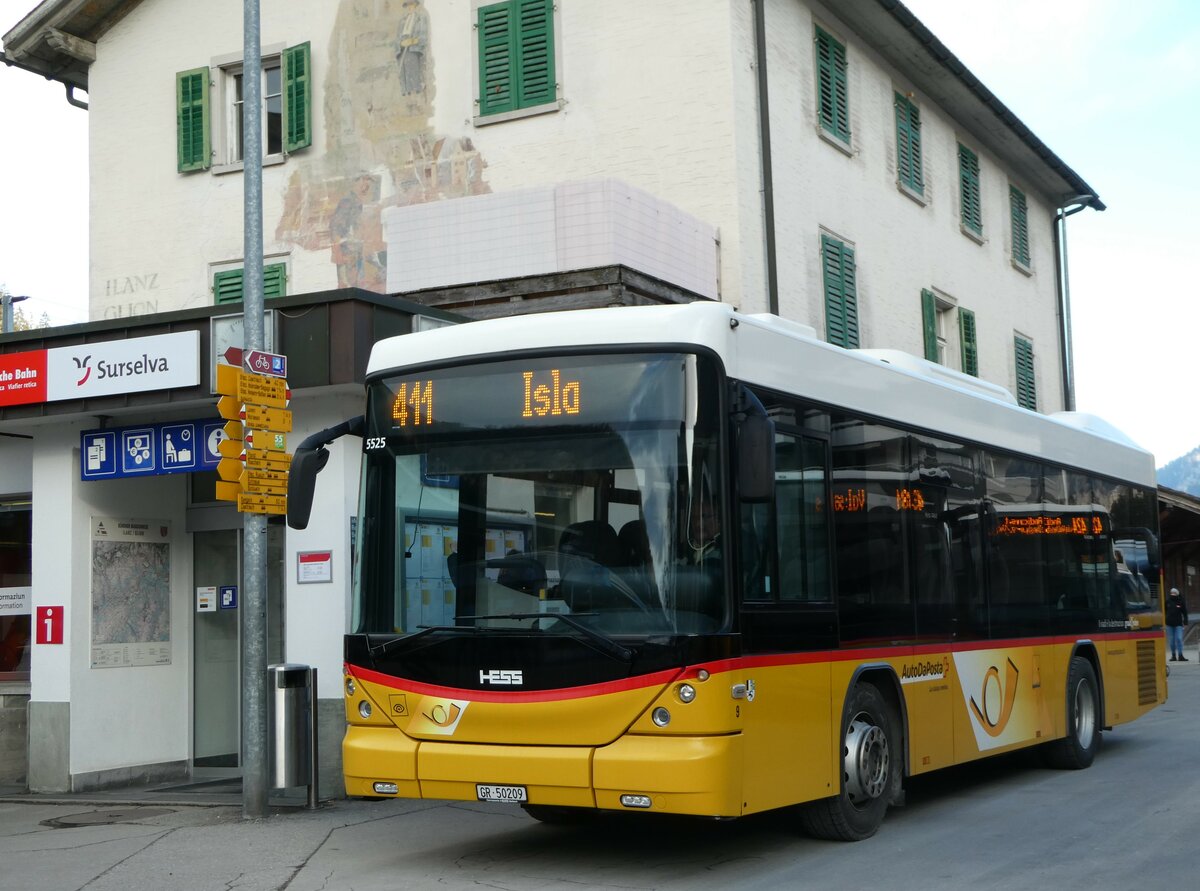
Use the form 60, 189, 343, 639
191, 525, 284, 772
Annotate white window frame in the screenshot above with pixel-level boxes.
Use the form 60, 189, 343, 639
210, 45, 287, 174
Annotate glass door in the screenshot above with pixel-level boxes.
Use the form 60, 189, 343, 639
192, 526, 284, 771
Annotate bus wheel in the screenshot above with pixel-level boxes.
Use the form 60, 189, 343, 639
521, 803, 595, 825
800, 683, 898, 841
1044, 656, 1100, 770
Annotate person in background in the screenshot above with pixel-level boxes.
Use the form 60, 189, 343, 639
1166, 587, 1189, 662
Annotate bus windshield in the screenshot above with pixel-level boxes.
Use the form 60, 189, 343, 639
352, 351, 727, 638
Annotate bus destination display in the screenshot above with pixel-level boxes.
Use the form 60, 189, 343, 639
382, 355, 685, 432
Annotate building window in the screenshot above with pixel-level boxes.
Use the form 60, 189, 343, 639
1010, 185, 1031, 268
922, 290, 973, 374
1014, 334, 1037, 410
821, 234, 859, 348
476, 0, 557, 120
958, 143, 982, 237
213, 263, 288, 304
0, 499, 32, 682
895, 93, 923, 196
176, 43, 311, 174
230, 61, 283, 160
959, 308, 979, 377
815, 26, 850, 145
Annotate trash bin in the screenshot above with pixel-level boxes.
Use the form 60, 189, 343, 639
268, 663, 314, 790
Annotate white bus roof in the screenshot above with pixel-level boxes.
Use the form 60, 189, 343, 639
370, 302, 1155, 488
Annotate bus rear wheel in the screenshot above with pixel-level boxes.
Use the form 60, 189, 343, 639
1044, 656, 1100, 770
800, 683, 899, 841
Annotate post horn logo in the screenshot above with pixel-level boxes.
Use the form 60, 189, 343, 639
423, 702, 462, 727
969, 658, 1019, 737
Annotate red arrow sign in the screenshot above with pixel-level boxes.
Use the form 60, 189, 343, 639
223, 346, 243, 366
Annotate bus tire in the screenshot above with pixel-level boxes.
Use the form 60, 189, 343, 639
1044, 656, 1100, 770
800, 682, 898, 841
521, 803, 595, 825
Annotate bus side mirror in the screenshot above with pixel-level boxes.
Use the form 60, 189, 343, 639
287, 447, 330, 529
738, 412, 775, 503
285, 414, 365, 529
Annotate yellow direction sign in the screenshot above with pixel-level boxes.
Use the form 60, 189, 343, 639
245, 449, 292, 471
215, 480, 242, 503
216, 363, 242, 397
243, 474, 288, 497
217, 438, 245, 459
238, 492, 287, 515
223, 420, 244, 440
245, 430, 287, 451
242, 403, 292, 433
239, 373, 288, 409
217, 395, 242, 421
217, 457, 245, 483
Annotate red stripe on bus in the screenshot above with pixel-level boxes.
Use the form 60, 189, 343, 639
349, 629, 1162, 701
348, 663, 685, 703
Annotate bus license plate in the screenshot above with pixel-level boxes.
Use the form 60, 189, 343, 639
476, 784, 527, 802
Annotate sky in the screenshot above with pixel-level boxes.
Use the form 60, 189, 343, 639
2, 1, 1199, 466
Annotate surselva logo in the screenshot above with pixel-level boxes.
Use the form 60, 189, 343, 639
73, 355, 92, 386
968, 658, 1020, 738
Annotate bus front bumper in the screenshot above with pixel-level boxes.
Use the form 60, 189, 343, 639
344, 726, 744, 817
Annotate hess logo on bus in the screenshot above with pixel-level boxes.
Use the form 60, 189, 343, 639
480, 669, 524, 685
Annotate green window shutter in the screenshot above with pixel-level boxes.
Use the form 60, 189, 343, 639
959, 308, 978, 377
1014, 335, 1037, 410
478, 0, 555, 116
895, 93, 923, 194
958, 144, 982, 235
214, 264, 286, 304
213, 269, 244, 304
821, 235, 859, 349
921, 289, 938, 362
263, 263, 287, 298
478, 3, 515, 115
815, 27, 850, 143
1010, 185, 1030, 267
283, 42, 312, 154
176, 67, 211, 173
515, 0, 554, 107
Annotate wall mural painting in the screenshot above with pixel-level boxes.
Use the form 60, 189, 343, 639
276, 0, 489, 292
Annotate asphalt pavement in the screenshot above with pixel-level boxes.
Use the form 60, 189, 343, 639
1, 649, 1196, 891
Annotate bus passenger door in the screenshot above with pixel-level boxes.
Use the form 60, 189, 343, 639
738, 430, 837, 813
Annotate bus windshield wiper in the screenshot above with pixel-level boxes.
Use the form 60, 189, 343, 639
459, 612, 634, 663
369, 623, 480, 659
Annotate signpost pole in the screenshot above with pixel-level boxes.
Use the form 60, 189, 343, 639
241, 0, 269, 821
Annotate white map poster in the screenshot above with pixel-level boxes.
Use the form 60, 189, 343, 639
90, 517, 172, 668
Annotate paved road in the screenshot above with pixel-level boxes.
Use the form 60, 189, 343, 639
2, 657, 1197, 890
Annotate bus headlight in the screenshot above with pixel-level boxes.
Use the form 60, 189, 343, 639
359, 700, 373, 719
345, 677, 356, 696
677, 683, 696, 703
652, 707, 671, 727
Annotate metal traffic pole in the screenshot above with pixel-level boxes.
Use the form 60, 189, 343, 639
241, 0, 269, 820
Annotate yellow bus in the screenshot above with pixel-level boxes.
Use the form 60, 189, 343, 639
288, 302, 1164, 840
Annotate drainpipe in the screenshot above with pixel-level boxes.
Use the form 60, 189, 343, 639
1053, 195, 1096, 412
752, 0, 779, 315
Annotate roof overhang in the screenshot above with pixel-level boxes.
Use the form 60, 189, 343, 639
1, 0, 140, 92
